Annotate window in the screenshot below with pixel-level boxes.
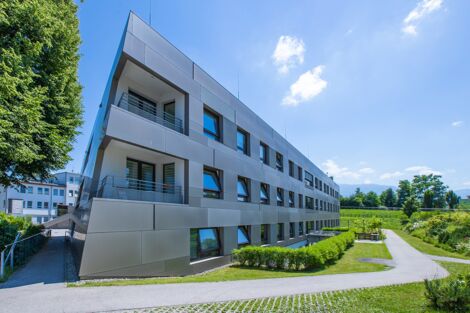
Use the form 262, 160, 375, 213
27, 201, 32, 209
305, 171, 313, 187
68, 203, 73, 206
276, 188, 284, 206
298, 194, 303, 208
259, 142, 268, 164
237, 226, 250, 247
203, 167, 222, 199
59, 189, 65, 197
37, 201, 42, 209
53, 202, 57, 209
315, 177, 319, 189
289, 160, 294, 177
74, 190, 79, 196
27, 186, 33, 194
20, 186, 26, 193
68, 190, 74, 197
305, 196, 314, 209
203, 108, 221, 141
299, 222, 304, 235
236, 128, 249, 155
44, 202, 49, 209
320, 200, 324, 211
44, 188, 49, 195
289, 222, 295, 238
37, 187, 43, 195
288, 191, 295, 208
190, 228, 221, 261
237, 177, 250, 202
69, 177, 74, 184
315, 198, 319, 210
260, 183, 269, 204
260, 224, 269, 244
126, 158, 155, 191
277, 223, 284, 241
53, 189, 58, 196
275, 152, 283, 172
298, 166, 303, 181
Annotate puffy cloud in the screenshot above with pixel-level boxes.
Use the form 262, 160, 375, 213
405, 166, 442, 175
321, 159, 361, 180
380, 172, 404, 180
272, 35, 305, 74
359, 167, 375, 174
402, 0, 443, 36
282, 66, 327, 106
452, 121, 464, 127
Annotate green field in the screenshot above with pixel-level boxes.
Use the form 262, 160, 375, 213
134, 262, 470, 313
340, 208, 404, 230
71, 242, 391, 287
459, 199, 470, 210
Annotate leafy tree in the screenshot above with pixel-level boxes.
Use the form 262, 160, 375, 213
0, 0, 82, 186
445, 190, 460, 209
397, 179, 412, 207
402, 195, 420, 218
363, 191, 381, 207
411, 174, 447, 208
423, 189, 435, 208
380, 188, 397, 207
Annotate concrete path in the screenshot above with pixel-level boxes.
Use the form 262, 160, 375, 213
427, 254, 470, 264
0, 230, 449, 313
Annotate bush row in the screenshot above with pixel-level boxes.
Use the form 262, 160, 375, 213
322, 226, 350, 232
233, 231, 355, 271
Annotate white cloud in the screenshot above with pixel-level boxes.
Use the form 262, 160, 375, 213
282, 66, 328, 106
364, 179, 372, 184
359, 167, 375, 174
462, 181, 470, 186
380, 172, 404, 180
402, 0, 443, 36
272, 35, 305, 74
405, 165, 442, 175
452, 121, 464, 127
321, 159, 361, 180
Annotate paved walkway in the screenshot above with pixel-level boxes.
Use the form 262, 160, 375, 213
427, 254, 470, 264
0, 230, 449, 313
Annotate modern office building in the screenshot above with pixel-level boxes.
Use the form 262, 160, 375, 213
0, 172, 81, 224
71, 12, 340, 278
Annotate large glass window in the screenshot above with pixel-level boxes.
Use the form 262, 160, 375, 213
305, 171, 313, 187
37, 187, 43, 195
289, 222, 295, 238
305, 196, 314, 209
276, 152, 283, 172
289, 160, 294, 177
298, 194, 303, 208
20, 186, 26, 193
237, 177, 250, 202
298, 166, 303, 181
237, 226, 250, 247
288, 191, 295, 208
203, 167, 222, 199
259, 142, 268, 164
53, 189, 58, 196
203, 109, 221, 141
190, 228, 221, 261
27, 186, 33, 194
37, 201, 42, 209
126, 158, 155, 191
236, 128, 249, 155
260, 183, 269, 204
44, 188, 49, 195
299, 222, 304, 236
277, 223, 284, 241
276, 188, 284, 206
260, 224, 269, 244
59, 189, 65, 197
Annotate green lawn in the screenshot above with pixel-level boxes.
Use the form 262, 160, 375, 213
459, 199, 470, 210
394, 229, 470, 260
70, 242, 392, 287
130, 262, 470, 313
340, 208, 404, 229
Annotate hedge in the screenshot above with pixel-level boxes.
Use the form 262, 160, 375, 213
322, 226, 350, 232
233, 231, 355, 271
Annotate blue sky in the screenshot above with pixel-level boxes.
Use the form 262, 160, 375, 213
70, 0, 469, 190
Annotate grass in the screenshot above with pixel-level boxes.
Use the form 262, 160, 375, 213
394, 229, 470, 260
459, 199, 470, 210
70, 242, 392, 287
340, 208, 404, 229
129, 261, 470, 313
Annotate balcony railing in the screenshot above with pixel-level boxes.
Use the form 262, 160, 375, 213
116, 92, 184, 134
97, 176, 183, 204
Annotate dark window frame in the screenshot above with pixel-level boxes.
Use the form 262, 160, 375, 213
298, 166, 303, 181
126, 158, 156, 191
288, 160, 294, 177
237, 226, 250, 247
236, 127, 249, 155
276, 187, 284, 206
203, 108, 222, 142
275, 152, 284, 172
305, 196, 314, 209
259, 142, 269, 164
190, 228, 221, 261
237, 176, 250, 202
277, 223, 284, 241
260, 183, 270, 205
260, 224, 269, 244
289, 222, 295, 238
299, 222, 304, 236
203, 167, 223, 199
288, 191, 295, 208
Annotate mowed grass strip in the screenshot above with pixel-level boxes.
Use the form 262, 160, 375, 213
70, 242, 391, 287
137, 262, 469, 313
394, 229, 470, 260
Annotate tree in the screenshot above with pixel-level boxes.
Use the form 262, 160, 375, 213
363, 191, 381, 207
0, 0, 82, 186
445, 190, 460, 209
411, 174, 448, 208
380, 188, 397, 207
423, 190, 434, 208
402, 195, 420, 218
396, 180, 412, 207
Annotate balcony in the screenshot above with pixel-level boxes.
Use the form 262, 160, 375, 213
97, 176, 183, 204
116, 92, 184, 134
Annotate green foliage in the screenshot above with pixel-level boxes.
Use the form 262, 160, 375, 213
340, 209, 405, 230
322, 226, 350, 232
424, 274, 470, 312
402, 195, 420, 217
0, 0, 82, 186
233, 231, 355, 271
363, 191, 381, 207
412, 174, 448, 208
0, 212, 42, 247
379, 188, 397, 207
446, 190, 461, 209
396, 179, 412, 207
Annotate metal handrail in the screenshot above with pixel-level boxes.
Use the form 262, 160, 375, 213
116, 92, 184, 133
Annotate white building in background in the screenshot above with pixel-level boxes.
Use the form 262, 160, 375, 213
0, 172, 81, 224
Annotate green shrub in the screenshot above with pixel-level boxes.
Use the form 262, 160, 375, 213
322, 226, 350, 232
424, 274, 470, 312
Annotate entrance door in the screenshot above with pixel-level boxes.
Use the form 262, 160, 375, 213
163, 101, 176, 126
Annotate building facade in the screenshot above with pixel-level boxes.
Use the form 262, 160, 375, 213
72, 12, 340, 278
0, 172, 81, 224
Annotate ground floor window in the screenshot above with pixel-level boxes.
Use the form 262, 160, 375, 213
289, 222, 295, 238
261, 224, 269, 244
190, 228, 221, 261
237, 226, 250, 247
277, 223, 284, 241
299, 222, 304, 235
